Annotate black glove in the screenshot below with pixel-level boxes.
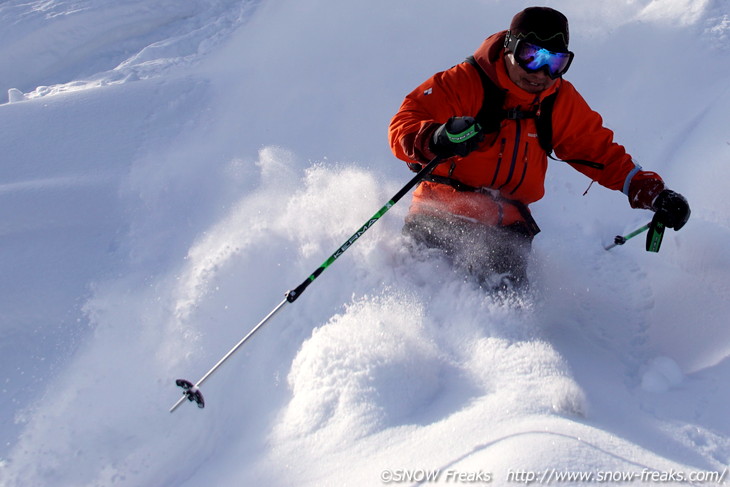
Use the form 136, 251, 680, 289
430, 116, 484, 158
653, 189, 690, 230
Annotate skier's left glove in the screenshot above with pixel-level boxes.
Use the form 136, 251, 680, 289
653, 189, 690, 231
627, 172, 690, 231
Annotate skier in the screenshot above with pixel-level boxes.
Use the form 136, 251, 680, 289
388, 6, 690, 291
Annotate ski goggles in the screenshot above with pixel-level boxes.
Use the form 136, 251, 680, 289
505, 35, 574, 79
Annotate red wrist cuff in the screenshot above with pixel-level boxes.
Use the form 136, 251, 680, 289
628, 172, 665, 209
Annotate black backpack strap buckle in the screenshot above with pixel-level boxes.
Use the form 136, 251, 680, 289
505, 108, 536, 120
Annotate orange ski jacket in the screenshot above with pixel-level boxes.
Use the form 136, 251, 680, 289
389, 31, 662, 230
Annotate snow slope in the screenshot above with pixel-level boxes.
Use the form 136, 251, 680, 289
1, 0, 729, 485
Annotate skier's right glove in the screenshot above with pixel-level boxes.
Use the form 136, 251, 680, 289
430, 116, 484, 158
653, 189, 690, 231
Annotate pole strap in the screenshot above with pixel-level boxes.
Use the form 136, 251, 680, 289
646, 214, 665, 253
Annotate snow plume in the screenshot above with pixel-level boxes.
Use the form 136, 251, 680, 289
275, 294, 444, 444
269, 282, 588, 485
1, 148, 391, 486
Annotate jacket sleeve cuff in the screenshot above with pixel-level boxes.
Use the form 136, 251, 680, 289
627, 171, 665, 210
400, 121, 441, 164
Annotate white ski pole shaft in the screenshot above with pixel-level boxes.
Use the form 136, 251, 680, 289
169, 297, 289, 413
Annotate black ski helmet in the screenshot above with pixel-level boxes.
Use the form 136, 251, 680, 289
509, 7, 570, 53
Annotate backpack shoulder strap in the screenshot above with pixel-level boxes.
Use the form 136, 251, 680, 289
535, 91, 603, 169
464, 56, 506, 134
535, 92, 557, 155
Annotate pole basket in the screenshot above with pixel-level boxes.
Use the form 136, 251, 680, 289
176, 379, 205, 409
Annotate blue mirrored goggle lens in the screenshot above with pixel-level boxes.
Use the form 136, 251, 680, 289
516, 42, 573, 78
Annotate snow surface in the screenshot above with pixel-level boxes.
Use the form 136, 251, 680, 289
1, 0, 729, 485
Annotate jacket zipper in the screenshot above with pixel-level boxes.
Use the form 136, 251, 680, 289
498, 119, 522, 190
489, 138, 506, 187
510, 141, 530, 195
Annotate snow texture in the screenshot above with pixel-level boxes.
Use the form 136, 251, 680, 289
1, 0, 729, 486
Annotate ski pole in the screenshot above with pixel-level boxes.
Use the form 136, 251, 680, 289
169, 155, 444, 413
604, 223, 650, 250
